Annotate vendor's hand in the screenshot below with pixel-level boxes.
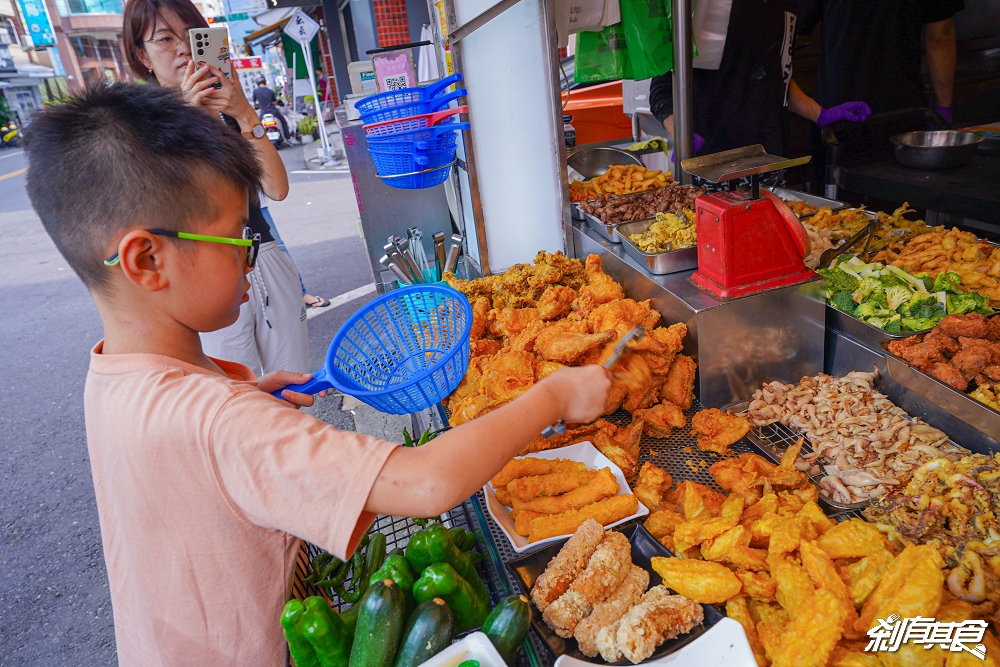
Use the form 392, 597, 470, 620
816, 101, 872, 127
257, 370, 327, 408
669, 133, 705, 162
932, 104, 953, 125
539, 365, 612, 425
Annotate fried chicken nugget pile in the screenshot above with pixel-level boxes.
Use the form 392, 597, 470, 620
531, 520, 704, 663
639, 447, 993, 667
491, 457, 639, 542
444, 252, 697, 481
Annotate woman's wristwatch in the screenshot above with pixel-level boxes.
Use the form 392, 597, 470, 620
242, 124, 265, 140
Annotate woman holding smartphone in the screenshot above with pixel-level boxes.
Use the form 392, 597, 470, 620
122, 0, 310, 376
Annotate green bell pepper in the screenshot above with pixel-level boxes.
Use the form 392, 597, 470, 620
412, 562, 489, 632
281, 599, 322, 667
301, 596, 353, 667
405, 524, 489, 605
448, 527, 476, 552
369, 554, 415, 612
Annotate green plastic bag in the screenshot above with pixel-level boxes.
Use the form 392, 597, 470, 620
620, 0, 674, 80
574, 23, 633, 84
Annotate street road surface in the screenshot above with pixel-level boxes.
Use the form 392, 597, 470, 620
0, 145, 376, 664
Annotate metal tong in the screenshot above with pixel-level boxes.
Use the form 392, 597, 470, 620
819, 215, 877, 268
444, 234, 462, 276
433, 232, 446, 281
541, 326, 646, 439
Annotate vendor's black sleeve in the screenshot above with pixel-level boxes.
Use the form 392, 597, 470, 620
649, 73, 674, 124
796, 0, 824, 35
923, 0, 964, 24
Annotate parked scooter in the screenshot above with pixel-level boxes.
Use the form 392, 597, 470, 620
260, 113, 284, 148
1, 122, 19, 148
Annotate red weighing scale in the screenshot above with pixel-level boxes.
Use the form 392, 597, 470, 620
681, 146, 815, 300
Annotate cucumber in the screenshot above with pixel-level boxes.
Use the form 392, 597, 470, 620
393, 598, 454, 667
387, 547, 405, 559
339, 604, 360, 633
348, 579, 406, 667
482, 595, 531, 667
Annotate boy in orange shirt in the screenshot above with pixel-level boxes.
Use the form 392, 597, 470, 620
24, 83, 611, 667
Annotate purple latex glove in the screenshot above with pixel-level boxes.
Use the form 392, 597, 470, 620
669, 133, 705, 162
816, 101, 872, 127
932, 104, 953, 124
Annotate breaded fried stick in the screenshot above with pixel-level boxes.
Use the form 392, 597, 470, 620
492, 458, 586, 489
597, 586, 704, 664
530, 519, 605, 611
507, 470, 598, 503
574, 565, 649, 657
542, 531, 632, 637
512, 468, 620, 514
528, 494, 638, 543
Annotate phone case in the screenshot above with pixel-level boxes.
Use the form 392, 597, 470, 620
189, 26, 231, 88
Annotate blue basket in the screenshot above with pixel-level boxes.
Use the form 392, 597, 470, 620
369, 146, 456, 176
367, 120, 470, 149
379, 162, 454, 189
326, 285, 472, 414
355, 73, 465, 123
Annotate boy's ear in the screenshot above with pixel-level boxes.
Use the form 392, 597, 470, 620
115, 230, 171, 292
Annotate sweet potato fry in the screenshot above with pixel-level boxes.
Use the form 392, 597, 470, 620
528, 494, 638, 543
506, 470, 598, 503
650, 557, 742, 604
512, 468, 619, 514
492, 458, 587, 488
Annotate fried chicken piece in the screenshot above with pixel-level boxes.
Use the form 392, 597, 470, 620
512, 468, 620, 514
952, 345, 991, 379
487, 307, 540, 339
926, 361, 969, 391
634, 462, 673, 512
602, 586, 704, 664
691, 408, 750, 455
629, 323, 687, 375
535, 360, 564, 382
446, 356, 486, 409
614, 413, 645, 461
609, 353, 654, 394
536, 285, 577, 321
660, 354, 696, 409
532, 250, 587, 290
530, 518, 606, 611
644, 508, 685, 540
573, 255, 625, 316
528, 495, 639, 543
604, 384, 625, 414
938, 312, 991, 339
505, 320, 550, 353
894, 339, 945, 370
448, 394, 494, 427
480, 349, 536, 402
470, 296, 491, 340
923, 328, 959, 355
983, 364, 1000, 382
587, 298, 658, 339
885, 336, 922, 358
442, 272, 498, 302
990, 316, 1000, 341
663, 480, 727, 517
492, 457, 587, 488
542, 531, 632, 637
622, 373, 665, 414
470, 338, 501, 358
534, 324, 616, 364
592, 432, 639, 482
574, 565, 650, 657
642, 401, 686, 438
507, 470, 599, 503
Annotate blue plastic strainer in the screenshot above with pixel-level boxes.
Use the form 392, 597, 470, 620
273, 285, 472, 414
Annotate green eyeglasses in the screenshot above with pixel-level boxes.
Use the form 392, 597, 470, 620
104, 228, 261, 268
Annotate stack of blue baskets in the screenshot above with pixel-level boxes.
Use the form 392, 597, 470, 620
355, 72, 470, 189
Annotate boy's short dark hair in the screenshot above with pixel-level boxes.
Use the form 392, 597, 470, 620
24, 83, 263, 291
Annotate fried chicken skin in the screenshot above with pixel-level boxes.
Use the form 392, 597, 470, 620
660, 354, 696, 409
587, 299, 659, 339
537, 285, 577, 321
600, 587, 704, 664
938, 312, 991, 339
534, 360, 565, 382
574, 565, 650, 657
691, 408, 751, 455
573, 255, 624, 316
542, 531, 632, 637
480, 349, 537, 402
642, 401, 686, 438
487, 307, 541, 338
534, 323, 616, 364
633, 461, 673, 511
530, 518, 606, 611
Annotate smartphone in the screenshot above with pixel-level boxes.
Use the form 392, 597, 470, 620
189, 26, 231, 89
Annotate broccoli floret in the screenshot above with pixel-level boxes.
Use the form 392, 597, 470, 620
900, 291, 936, 318
913, 272, 934, 291
933, 271, 963, 294
887, 265, 929, 292
902, 317, 942, 332
866, 317, 890, 329
885, 285, 913, 311
868, 287, 888, 309
818, 267, 860, 293
852, 277, 882, 304
884, 315, 902, 333
878, 273, 909, 289
829, 290, 857, 312
855, 302, 896, 321
947, 291, 990, 315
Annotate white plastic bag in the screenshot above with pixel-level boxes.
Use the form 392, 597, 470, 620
555, 0, 610, 47
691, 0, 733, 70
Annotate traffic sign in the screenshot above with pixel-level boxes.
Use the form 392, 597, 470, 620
283, 9, 319, 45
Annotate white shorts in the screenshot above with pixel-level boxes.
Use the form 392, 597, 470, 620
200, 241, 309, 375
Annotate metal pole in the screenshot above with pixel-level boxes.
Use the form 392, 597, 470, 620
302, 43, 332, 161
671, 0, 693, 184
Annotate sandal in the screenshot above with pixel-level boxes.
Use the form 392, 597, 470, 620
304, 295, 330, 309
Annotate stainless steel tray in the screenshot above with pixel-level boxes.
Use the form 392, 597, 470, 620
768, 186, 847, 216
571, 202, 586, 221
881, 341, 1000, 440
616, 219, 698, 275
580, 208, 626, 243
724, 399, 870, 512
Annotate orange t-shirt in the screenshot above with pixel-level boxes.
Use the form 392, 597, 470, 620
83, 342, 398, 666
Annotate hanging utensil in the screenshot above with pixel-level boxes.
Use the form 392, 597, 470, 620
433, 232, 446, 281
384, 242, 418, 283
541, 326, 646, 439
444, 233, 463, 275
398, 239, 425, 284
380, 254, 412, 285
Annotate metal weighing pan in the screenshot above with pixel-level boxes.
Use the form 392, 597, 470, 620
616, 219, 698, 275
768, 186, 847, 216
882, 341, 1000, 440
568, 148, 644, 222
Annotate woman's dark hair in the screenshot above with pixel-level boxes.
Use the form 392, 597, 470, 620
122, 0, 208, 82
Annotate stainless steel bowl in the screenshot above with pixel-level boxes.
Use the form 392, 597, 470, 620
890, 130, 984, 170
567, 146, 643, 178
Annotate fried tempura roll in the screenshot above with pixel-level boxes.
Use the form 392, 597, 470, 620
542, 531, 631, 637
613, 586, 704, 664
513, 509, 544, 537
530, 519, 605, 612
528, 494, 638, 543
512, 468, 620, 514
507, 470, 598, 503
491, 458, 586, 489
495, 487, 514, 507
574, 565, 649, 657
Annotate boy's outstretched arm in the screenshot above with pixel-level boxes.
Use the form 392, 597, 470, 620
364, 365, 612, 518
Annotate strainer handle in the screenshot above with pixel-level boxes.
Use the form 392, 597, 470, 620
270, 367, 334, 400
